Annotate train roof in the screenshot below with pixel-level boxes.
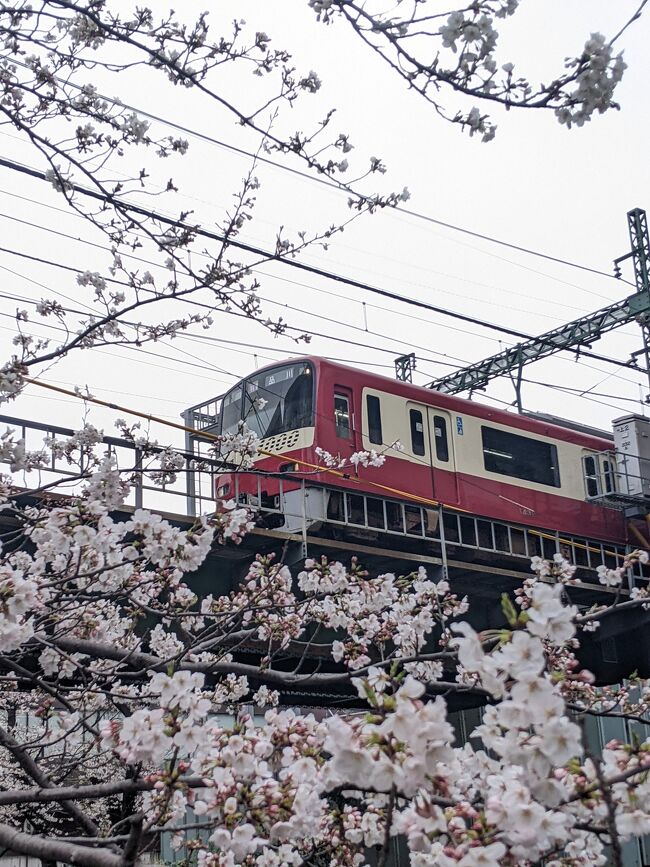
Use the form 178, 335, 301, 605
520, 411, 614, 443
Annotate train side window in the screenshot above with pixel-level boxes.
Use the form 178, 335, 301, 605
366, 395, 383, 445
584, 455, 598, 497
334, 393, 351, 439
481, 426, 561, 487
603, 458, 615, 493
433, 415, 449, 462
410, 409, 425, 456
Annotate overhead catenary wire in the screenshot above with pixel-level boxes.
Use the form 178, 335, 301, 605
0, 131, 622, 315
0, 217, 474, 370
1, 226, 646, 412
2, 178, 646, 368
0, 253, 464, 375
3, 210, 648, 419
0, 183, 623, 322
0, 155, 639, 377
0, 182, 611, 341
413, 361, 638, 418
0, 178, 645, 391
6, 55, 631, 287
3, 288, 641, 444
0, 156, 545, 340
523, 378, 648, 407
4, 238, 645, 417
3, 301, 639, 430
0, 159, 645, 410
0, 241, 645, 421
0, 300, 459, 437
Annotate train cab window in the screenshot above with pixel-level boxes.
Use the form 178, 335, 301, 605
481, 426, 561, 488
433, 415, 449, 462
366, 395, 383, 445
334, 393, 351, 439
410, 409, 425, 456
222, 361, 314, 440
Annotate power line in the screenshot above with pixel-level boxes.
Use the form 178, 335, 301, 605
414, 359, 639, 418
0, 258, 240, 381
0, 177, 623, 318
0, 184, 603, 338
2, 191, 644, 394
0, 155, 537, 339
1, 190, 645, 418
1, 311, 420, 449
1, 212, 645, 421
0, 198, 503, 358
3, 286, 639, 424
0, 312, 230, 381
0, 156, 638, 376
522, 378, 647, 407
6, 56, 629, 286
0, 214, 471, 371
0, 265, 431, 411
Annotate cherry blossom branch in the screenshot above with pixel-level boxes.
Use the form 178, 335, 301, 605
0, 822, 122, 867
47, 634, 482, 693
588, 751, 623, 867
313, 0, 635, 140
0, 725, 99, 835
0, 775, 206, 806
563, 761, 650, 804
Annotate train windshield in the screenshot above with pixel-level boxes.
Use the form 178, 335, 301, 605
220, 361, 314, 440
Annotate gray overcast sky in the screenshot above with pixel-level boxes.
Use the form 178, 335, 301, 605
2, 0, 649, 447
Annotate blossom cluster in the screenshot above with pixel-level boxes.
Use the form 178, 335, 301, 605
556, 34, 626, 129
315, 445, 393, 470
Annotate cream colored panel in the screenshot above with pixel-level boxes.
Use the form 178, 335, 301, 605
361, 388, 429, 464
248, 427, 315, 463
454, 413, 586, 501
360, 389, 588, 501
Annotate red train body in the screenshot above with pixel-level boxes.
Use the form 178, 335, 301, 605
213, 356, 625, 544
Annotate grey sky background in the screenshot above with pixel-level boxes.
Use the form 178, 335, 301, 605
1, 0, 649, 448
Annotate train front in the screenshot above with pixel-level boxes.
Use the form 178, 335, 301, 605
213, 358, 317, 514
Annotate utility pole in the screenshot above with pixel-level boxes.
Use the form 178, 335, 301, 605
614, 208, 650, 393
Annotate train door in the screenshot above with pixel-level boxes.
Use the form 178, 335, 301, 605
426, 408, 460, 506
405, 401, 435, 504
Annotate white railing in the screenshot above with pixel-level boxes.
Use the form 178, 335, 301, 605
0, 413, 220, 517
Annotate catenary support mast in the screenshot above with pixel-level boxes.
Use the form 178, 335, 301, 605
427, 208, 650, 396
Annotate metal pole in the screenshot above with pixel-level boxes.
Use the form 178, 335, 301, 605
438, 504, 449, 582
627, 208, 650, 392
182, 409, 197, 517
514, 358, 524, 413
134, 447, 143, 510
300, 480, 308, 560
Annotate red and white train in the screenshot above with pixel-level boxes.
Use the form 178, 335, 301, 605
212, 356, 626, 544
